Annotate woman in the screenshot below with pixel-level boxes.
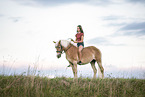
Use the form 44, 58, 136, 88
72, 25, 84, 64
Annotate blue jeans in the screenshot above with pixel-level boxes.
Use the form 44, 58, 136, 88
77, 42, 84, 47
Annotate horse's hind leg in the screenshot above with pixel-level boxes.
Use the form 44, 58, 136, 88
90, 60, 97, 79
71, 61, 78, 81
97, 61, 104, 79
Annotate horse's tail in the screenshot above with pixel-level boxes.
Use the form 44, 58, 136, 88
92, 46, 104, 78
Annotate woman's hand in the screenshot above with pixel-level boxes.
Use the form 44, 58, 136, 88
71, 39, 74, 42
71, 39, 78, 43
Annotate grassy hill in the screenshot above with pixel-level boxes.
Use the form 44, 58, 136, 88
0, 75, 144, 97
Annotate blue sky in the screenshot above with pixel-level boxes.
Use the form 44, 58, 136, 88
0, 0, 145, 78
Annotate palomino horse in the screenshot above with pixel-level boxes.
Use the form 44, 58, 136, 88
53, 40, 104, 79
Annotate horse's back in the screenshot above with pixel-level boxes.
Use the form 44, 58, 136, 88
81, 46, 101, 63
83, 46, 101, 54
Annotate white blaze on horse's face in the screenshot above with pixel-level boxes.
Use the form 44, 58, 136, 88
54, 41, 62, 58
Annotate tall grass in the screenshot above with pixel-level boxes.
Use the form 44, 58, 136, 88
0, 75, 144, 97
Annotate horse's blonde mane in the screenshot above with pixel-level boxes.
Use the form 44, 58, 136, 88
60, 40, 71, 48
55, 40, 75, 48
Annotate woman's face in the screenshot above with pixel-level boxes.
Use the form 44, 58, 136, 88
77, 27, 80, 32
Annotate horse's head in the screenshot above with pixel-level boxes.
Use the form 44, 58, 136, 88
53, 40, 63, 58
53, 40, 71, 58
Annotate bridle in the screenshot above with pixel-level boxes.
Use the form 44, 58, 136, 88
56, 43, 72, 54
56, 45, 63, 54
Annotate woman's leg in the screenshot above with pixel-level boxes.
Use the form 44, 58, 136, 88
78, 45, 83, 64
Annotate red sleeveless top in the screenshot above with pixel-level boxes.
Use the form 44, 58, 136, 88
75, 33, 84, 41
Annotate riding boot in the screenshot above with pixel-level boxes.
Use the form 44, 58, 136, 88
78, 61, 82, 65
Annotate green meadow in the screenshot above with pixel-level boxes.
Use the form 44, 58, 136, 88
0, 75, 144, 97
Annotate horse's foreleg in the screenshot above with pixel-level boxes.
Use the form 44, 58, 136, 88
91, 61, 97, 79
68, 62, 73, 67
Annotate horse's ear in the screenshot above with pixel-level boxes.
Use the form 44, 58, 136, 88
58, 40, 61, 44
53, 41, 56, 43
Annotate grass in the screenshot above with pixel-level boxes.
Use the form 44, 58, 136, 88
0, 75, 145, 97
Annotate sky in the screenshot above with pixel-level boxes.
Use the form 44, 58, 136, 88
0, 0, 145, 78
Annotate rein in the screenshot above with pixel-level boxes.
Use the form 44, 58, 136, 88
64, 44, 73, 53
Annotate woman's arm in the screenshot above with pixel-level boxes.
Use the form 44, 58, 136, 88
72, 37, 77, 43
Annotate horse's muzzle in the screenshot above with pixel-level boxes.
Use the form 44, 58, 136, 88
57, 54, 61, 58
